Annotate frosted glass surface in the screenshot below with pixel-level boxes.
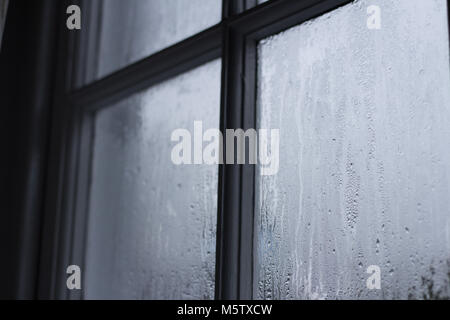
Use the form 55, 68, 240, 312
85, 59, 221, 300
255, 0, 450, 299
90, 0, 221, 82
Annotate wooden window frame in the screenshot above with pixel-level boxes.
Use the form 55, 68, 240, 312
37, 0, 450, 300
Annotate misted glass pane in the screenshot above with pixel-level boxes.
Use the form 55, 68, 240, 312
85, 59, 221, 299
255, 0, 450, 299
82, 0, 221, 84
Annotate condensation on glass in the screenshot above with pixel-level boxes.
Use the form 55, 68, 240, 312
254, 0, 450, 299
80, 0, 222, 84
85, 59, 221, 300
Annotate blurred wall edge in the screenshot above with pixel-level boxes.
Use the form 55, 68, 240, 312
0, 0, 60, 299
0, 1, 8, 48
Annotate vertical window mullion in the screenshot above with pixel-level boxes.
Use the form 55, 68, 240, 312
216, 0, 257, 300
238, 37, 257, 300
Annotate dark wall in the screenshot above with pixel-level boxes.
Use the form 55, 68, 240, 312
0, 0, 60, 299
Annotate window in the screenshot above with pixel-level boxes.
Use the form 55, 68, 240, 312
85, 60, 221, 299
78, 0, 222, 84
255, 0, 450, 300
46, 0, 450, 300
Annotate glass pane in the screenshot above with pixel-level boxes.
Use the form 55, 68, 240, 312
81, 0, 221, 84
85, 59, 221, 299
255, 0, 450, 299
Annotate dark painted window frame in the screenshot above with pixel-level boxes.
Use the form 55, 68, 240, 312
37, 0, 450, 300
